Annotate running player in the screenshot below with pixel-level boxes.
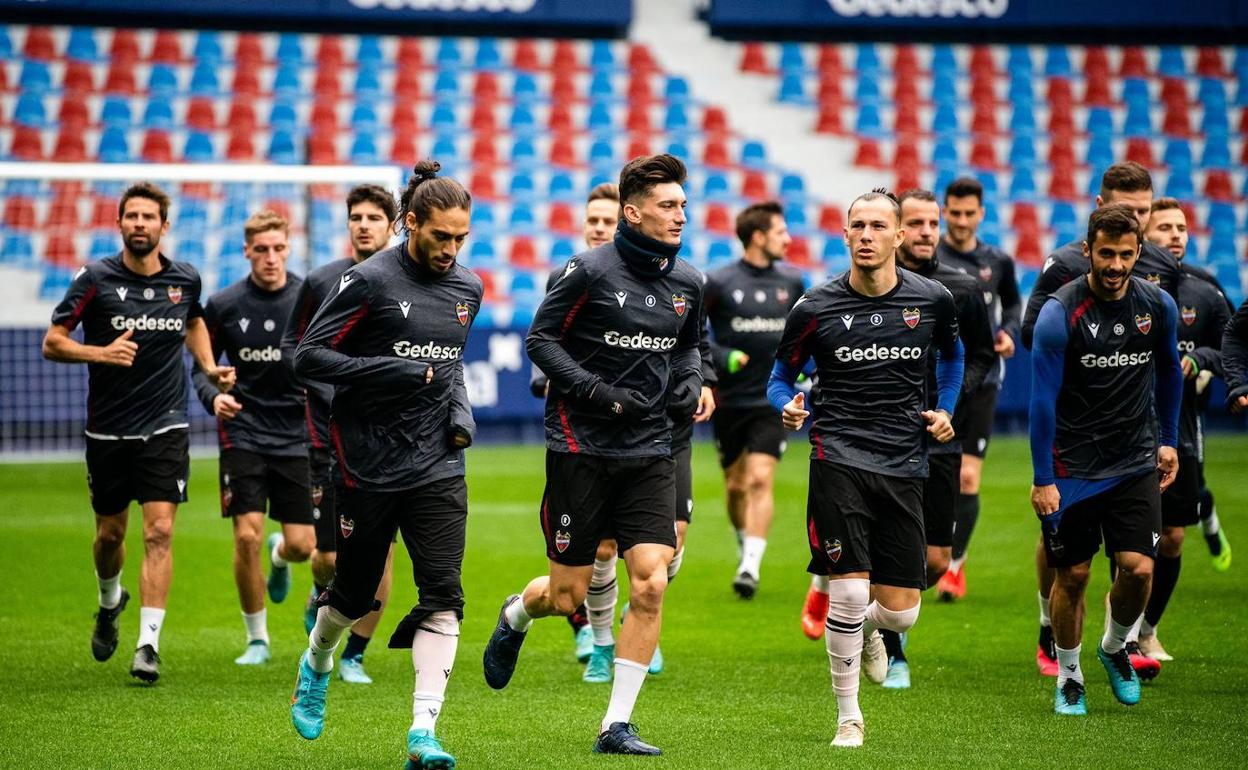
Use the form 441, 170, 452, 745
289, 161, 480, 770
932, 177, 1022, 600
282, 184, 399, 684
705, 201, 805, 599
482, 154, 704, 756
769, 189, 964, 747
1132, 199, 1233, 660
1022, 161, 1181, 676
193, 210, 314, 666
42, 182, 235, 683
1029, 204, 1181, 716
1225, 299, 1248, 413
884, 189, 994, 688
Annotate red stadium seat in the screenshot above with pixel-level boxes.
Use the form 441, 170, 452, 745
470, 103, 498, 133
391, 134, 418, 166
551, 72, 578, 103
316, 36, 345, 69
628, 74, 655, 104
893, 45, 919, 78
820, 77, 846, 109
225, 130, 255, 161
3, 197, 37, 229
1081, 76, 1112, 107
853, 138, 882, 167
815, 103, 844, 134
313, 68, 341, 98
785, 237, 812, 267
1160, 78, 1188, 108
1180, 202, 1200, 230
1195, 47, 1226, 77
469, 170, 498, 201
231, 65, 261, 97
510, 238, 541, 267
235, 34, 265, 67
552, 40, 580, 70
1203, 170, 1234, 201
970, 136, 998, 169
890, 76, 917, 108
895, 166, 921, 194
1014, 235, 1042, 266
893, 100, 919, 135
1125, 137, 1154, 166
225, 99, 255, 133
46, 235, 80, 267
470, 136, 499, 166
819, 205, 845, 234
1011, 202, 1040, 232
308, 133, 338, 165
970, 46, 996, 77
1162, 105, 1192, 137
1047, 109, 1074, 138
474, 269, 498, 302
89, 196, 116, 228
1046, 78, 1073, 110
1047, 140, 1075, 167
181, 98, 215, 131
151, 30, 182, 63
1240, 139, 1248, 167
548, 135, 578, 168
705, 204, 733, 235
392, 104, 418, 135
628, 44, 658, 73
109, 29, 141, 62
970, 77, 996, 107
473, 72, 500, 103
702, 106, 728, 134
512, 39, 540, 71
742, 171, 770, 200
626, 135, 651, 161
626, 104, 653, 133
10, 126, 44, 160
816, 44, 842, 76
62, 61, 96, 93
549, 204, 578, 235
58, 98, 89, 130
547, 103, 574, 133
971, 103, 998, 134
103, 61, 137, 94
140, 130, 174, 163
397, 38, 424, 68
892, 141, 921, 170
1082, 47, 1110, 80
23, 26, 55, 60
310, 101, 338, 131
740, 42, 771, 74
1118, 47, 1149, 77
395, 67, 422, 100
1047, 166, 1077, 200
703, 138, 731, 168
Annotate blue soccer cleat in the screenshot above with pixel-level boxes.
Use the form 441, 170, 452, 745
304, 587, 318, 635
574, 624, 594, 663
1097, 645, 1141, 705
883, 659, 910, 689
235, 639, 271, 665
583, 643, 614, 683
1055, 678, 1088, 716
291, 651, 330, 739
648, 644, 664, 675
338, 653, 373, 684
404, 728, 455, 770
267, 533, 291, 604
483, 595, 527, 690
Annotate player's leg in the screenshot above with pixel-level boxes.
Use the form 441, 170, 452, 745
1142, 456, 1198, 661
264, 455, 314, 605
864, 469, 927, 692
802, 573, 831, 640
340, 543, 393, 684
1043, 492, 1106, 715
307, 451, 337, 632
132, 500, 176, 682
91, 508, 130, 662
232, 512, 272, 664
714, 410, 748, 549
583, 538, 619, 683
1199, 478, 1231, 571
735, 452, 777, 598
1035, 538, 1058, 675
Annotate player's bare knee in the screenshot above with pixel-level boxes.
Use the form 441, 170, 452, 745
143, 519, 174, 552
595, 540, 618, 562
627, 572, 668, 612
1056, 563, 1091, 592
1160, 527, 1184, 556
95, 522, 126, 550
549, 589, 582, 617
1116, 554, 1153, 583
283, 530, 314, 562
233, 524, 263, 553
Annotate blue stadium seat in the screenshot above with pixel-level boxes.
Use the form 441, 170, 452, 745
1009, 168, 1037, 201
509, 204, 536, 234
89, 231, 115, 260
1201, 106, 1229, 135
1207, 202, 1236, 234
1207, 231, 1237, 263
779, 174, 805, 204
548, 173, 577, 202
854, 76, 881, 104
141, 98, 174, 131
1, 233, 34, 265
143, 63, 176, 96
176, 239, 206, 268
183, 131, 215, 163
100, 97, 131, 129
1235, 46, 1248, 80
193, 31, 222, 64
509, 104, 537, 134
431, 135, 459, 164
0, 25, 11, 59
470, 204, 496, 236
309, 199, 335, 228
778, 73, 806, 104
589, 140, 615, 170
98, 127, 131, 162
350, 133, 379, 164
855, 44, 881, 75
587, 102, 613, 133
513, 73, 539, 103
275, 33, 304, 66
1157, 46, 1186, 77
591, 40, 615, 69
740, 140, 767, 169
355, 68, 382, 98
350, 102, 378, 132
703, 172, 731, 202
855, 103, 883, 136
931, 102, 959, 135
589, 72, 614, 100
1198, 78, 1226, 109
508, 172, 536, 202
931, 72, 958, 106
551, 239, 577, 262
665, 76, 690, 104
975, 170, 999, 201
707, 239, 734, 266
269, 100, 298, 132
1123, 102, 1151, 137
1085, 107, 1114, 137
13, 93, 46, 128
932, 136, 959, 168
1201, 133, 1231, 169
66, 27, 98, 61
1085, 134, 1115, 168
1165, 168, 1194, 200
1009, 104, 1035, 134
357, 36, 384, 67
272, 64, 301, 97
933, 168, 958, 200
1234, 79, 1248, 108
436, 38, 462, 67
434, 70, 460, 98
930, 44, 957, 77
475, 38, 501, 70
510, 138, 537, 168
1006, 45, 1033, 77
18, 60, 51, 95
189, 63, 220, 97
1122, 78, 1150, 105
978, 220, 1001, 245
40, 267, 76, 301
1163, 138, 1193, 170
779, 42, 805, 73
822, 236, 849, 270
430, 103, 458, 131
1007, 73, 1034, 107
666, 140, 690, 162
1085, 164, 1108, 197
664, 103, 690, 132
1043, 45, 1071, 77
787, 204, 808, 232
511, 270, 539, 300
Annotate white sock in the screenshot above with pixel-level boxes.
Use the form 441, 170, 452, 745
1125, 613, 1144, 644
738, 536, 767, 577
271, 535, 288, 568
411, 611, 460, 733
97, 571, 122, 609
1056, 644, 1083, 686
308, 605, 353, 673
600, 658, 648, 733
811, 573, 830, 594
504, 596, 533, 633
735, 528, 745, 546
1038, 591, 1051, 627
586, 559, 617, 646
1201, 508, 1221, 536
949, 554, 966, 573
863, 599, 921, 636
1101, 615, 1133, 655
666, 547, 684, 582
1141, 618, 1157, 638
242, 609, 269, 644
138, 607, 165, 652
825, 578, 870, 725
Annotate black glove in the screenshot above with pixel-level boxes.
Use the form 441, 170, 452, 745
447, 423, 473, 450
588, 382, 649, 421
666, 377, 701, 420
529, 374, 550, 399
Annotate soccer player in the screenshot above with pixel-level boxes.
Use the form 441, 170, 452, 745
884, 189, 994, 687
482, 154, 704, 756
704, 201, 805, 600
282, 184, 399, 684
191, 210, 314, 665
769, 189, 964, 747
1225, 299, 1248, 414
42, 182, 235, 683
289, 161, 480, 770
1029, 204, 1181, 716
1021, 161, 1181, 676
932, 177, 1022, 601
1132, 199, 1233, 660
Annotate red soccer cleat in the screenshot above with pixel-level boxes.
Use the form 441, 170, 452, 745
1127, 642, 1161, 681
1037, 644, 1059, 676
936, 564, 966, 601
801, 587, 829, 640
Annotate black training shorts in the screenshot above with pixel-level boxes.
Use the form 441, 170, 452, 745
673, 443, 693, 523
1161, 455, 1201, 528
924, 452, 961, 548
806, 460, 926, 589
541, 450, 677, 566
85, 429, 189, 515
959, 384, 998, 458
712, 406, 787, 468
309, 447, 338, 552
218, 448, 313, 524
1042, 471, 1161, 568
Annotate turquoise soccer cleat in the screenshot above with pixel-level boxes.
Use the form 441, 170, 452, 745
304, 587, 318, 635
338, 653, 373, 684
1054, 678, 1088, 716
235, 639, 270, 665
267, 533, 291, 604
574, 624, 594, 663
1097, 645, 1141, 705
648, 644, 664, 675
883, 659, 910, 689
583, 643, 614, 683
404, 728, 455, 770
290, 651, 330, 739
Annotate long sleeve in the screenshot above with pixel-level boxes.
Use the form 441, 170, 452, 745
935, 338, 965, 416
280, 275, 317, 381
447, 360, 476, 442
1022, 257, 1080, 350
1190, 290, 1232, 378
191, 299, 226, 415
768, 360, 800, 413
1029, 299, 1069, 485
1222, 301, 1248, 405
957, 285, 996, 397
998, 256, 1022, 341
702, 275, 737, 372
1154, 292, 1182, 448
524, 258, 603, 400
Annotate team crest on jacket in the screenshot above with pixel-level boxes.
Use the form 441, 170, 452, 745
1145, 273, 1161, 285
1181, 306, 1197, 326
1135, 313, 1153, 334
902, 307, 921, 329
455, 301, 470, 326
340, 517, 355, 539
979, 265, 993, 283
672, 294, 687, 317
776, 288, 790, 303
555, 530, 571, 553
825, 539, 842, 564
311, 485, 323, 506
167, 285, 183, 304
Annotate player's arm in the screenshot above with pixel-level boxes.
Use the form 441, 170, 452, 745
1021, 256, 1076, 350
957, 284, 995, 398
295, 272, 431, 387
1154, 292, 1182, 489
998, 256, 1022, 343
769, 296, 815, 429
1028, 299, 1068, 516
190, 300, 240, 418
1225, 299, 1248, 412
694, 306, 718, 422
525, 258, 600, 399
280, 276, 318, 381
1187, 291, 1231, 379
665, 288, 706, 421
926, 290, 964, 442
447, 360, 475, 449
42, 267, 137, 366
186, 315, 234, 392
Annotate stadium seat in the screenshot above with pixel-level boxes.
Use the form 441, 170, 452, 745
61, 60, 95, 93
182, 131, 215, 163
276, 32, 304, 66
234, 33, 264, 66
1125, 137, 1155, 166
1166, 168, 1195, 199
272, 65, 301, 98
779, 42, 805, 73
142, 98, 175, 131
269, 100, 298, 132
18, 60, 52, 95
551, 238, 577, 262
356, 35, 383, 67
1158, 46, 1186, 77
931, 103, 959, 135
1201, 134, 1231, 169
150, 29, 182, 63
65, 26, 99, 61
855, 44, 881, 76
96, 127, 130, 163
548, 173, 577, 202
856, 104, 883, 137
508, 172, 536, 203
349, 133, 380, 164
140, 130, 173, 163
703, 172, 731, 202
52, 128, 87, 161
194, 30, 223, 64
591, 40, 616, 70
147, 64, 179, 96
12, 93, 46, 128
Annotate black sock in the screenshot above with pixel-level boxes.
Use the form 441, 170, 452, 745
342, 631, 370, 660
1039, 624, 1055, 658
1144, 554, 1182, 628
567, 603, 589, 631
952, 493, 980, 561
881, 629, 906, 662
1199, 487, 1215, 522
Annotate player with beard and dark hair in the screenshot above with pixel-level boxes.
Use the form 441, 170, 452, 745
931, 176, 1021, 602
43, 181, 235, 683
1022, 161, 1182, 677
289, 160, 480, 770
705, 201, 806, 601
483, 154, 704, 756
769, 189, 964, 747
1029, 204, 1181, 716
281, 183, 399, 684
881, 189, 994, 688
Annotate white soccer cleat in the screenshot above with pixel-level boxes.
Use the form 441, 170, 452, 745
831, 720, 865, 748
862, 630, 888, 684
1138, 634, 1173, 662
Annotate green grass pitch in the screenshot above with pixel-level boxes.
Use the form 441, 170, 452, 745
2, 435, 1246, 768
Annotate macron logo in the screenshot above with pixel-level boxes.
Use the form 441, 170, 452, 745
1088, 322, 1099, 338
615, 291, 627, 307
563, 261, 579, 278
399, 301, 411, 318
841, 314, 854, 329
115, 287, 128, 302
339, 274, 353, 292
239, 318, 250, 333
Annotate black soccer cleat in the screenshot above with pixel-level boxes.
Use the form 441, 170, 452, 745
91, 588, 129, 662
482, 595, 527, 690
130, 644, 161, 684
732, 571, 758, 600
593, 722, 661, 756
